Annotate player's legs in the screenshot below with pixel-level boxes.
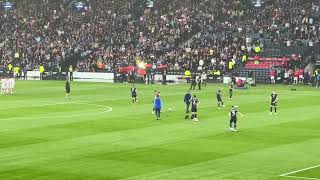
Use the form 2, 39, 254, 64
193, 113, 198, 121
233, 120, 237, 131
155, 108, 160, 120
65, 90, 71, 99
186, 103, 190, 113
229, 119, 234, 131
192, 108, 198, 121
203, 80, 206, 87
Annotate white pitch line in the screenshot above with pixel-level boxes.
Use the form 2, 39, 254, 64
0, 101, 81, 110
0, 102, 112, 121
282, 175, 320, 180
280, 165, 320, 177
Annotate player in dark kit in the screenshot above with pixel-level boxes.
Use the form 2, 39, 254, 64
190, 74, 196, 90
130, 85, 138, 103
229, 105, 244, 132
65, 79, 71, 100
216, 88, 225, 109
229, 83, 234, 99
184, 91, 192, 119
190, 95, 200, 122
229, 106, 238, 132
270, 90, 278, 115
197, 74, 202, 90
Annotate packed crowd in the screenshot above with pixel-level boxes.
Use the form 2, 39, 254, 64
0, 0, 319, 74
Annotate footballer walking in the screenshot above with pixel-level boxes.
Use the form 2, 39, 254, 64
229, 105, 244, 132
153, 94, 162, 120
229, 83, 234, 99
229, 106, 238, 132
184, 91, 192, 119
130, 85, 138, 103
216, 88, 225, 109
270, 90, 278, 115
190, 95, 200, 122
65, 79, 71, 100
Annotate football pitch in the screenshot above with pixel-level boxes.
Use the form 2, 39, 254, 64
0, 80, 319, 180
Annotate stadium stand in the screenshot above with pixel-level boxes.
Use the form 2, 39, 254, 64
0, 0, 319, 80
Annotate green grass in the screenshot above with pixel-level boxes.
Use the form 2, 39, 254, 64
0, 80, 319, 180
290, 166, 320, 179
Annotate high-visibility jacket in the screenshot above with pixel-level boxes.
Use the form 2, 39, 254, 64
8, 64, 13, 71
242, 55, 247, 62
39, 66, 45, 73
228, 60, 235, 70
14, 67, 20, 75
255, 46, 261, 53
229, 61, 233, 70
185, 70, 191, 78
214, 70, 221, 76
69, 66, 73, 72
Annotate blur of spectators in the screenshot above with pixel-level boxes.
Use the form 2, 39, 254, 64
0, 0, 318, 73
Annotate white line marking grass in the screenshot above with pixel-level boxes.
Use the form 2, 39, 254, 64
0, 102, 112, 121
280, 164, 320, 180
281, 175, 320, 180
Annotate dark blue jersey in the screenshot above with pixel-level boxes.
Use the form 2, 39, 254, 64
184, 93, 192, 104
131, 87, 137, 96
229, 85, 233, 92
230, 107, 238, 119
216, 90, 222, 99
190, 98, 199, 109
65, 81, 70, 90
271, 93, 278, 103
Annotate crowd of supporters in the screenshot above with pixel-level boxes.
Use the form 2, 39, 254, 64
0, 0, 319, 74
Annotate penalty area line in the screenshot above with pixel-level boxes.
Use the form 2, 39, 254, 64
279, 164, 320, 180
280, 175, 320, 180
0, 102, 113, 121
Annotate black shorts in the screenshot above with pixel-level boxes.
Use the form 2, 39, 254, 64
132, 94, 137, 98
217, 98, 222, 102
271, 102, 277, 107
230, 118, 237, 123
66, 88, 70, 93
191, 107, 197, 113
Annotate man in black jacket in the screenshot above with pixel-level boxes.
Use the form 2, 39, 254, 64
190, 74, 196, 90
184, 91, 192, 119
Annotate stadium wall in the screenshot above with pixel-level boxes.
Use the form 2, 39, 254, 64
26, 71, 114, 82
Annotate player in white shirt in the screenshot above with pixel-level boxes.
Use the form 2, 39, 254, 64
1, 77, 6, 95
9, 78, 15, 94
5, 77, 9, 94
